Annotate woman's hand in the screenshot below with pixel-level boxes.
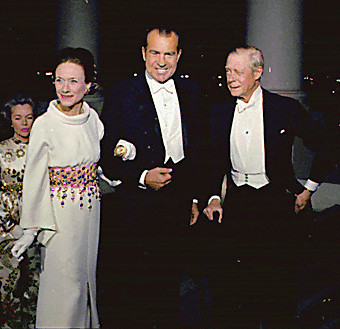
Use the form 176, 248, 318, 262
11, 229, 38, 261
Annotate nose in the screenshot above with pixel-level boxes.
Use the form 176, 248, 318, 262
61, 80, 70, 92
226, 71, 235, 83
22, 117, 28, 125
157, 54, 166, 66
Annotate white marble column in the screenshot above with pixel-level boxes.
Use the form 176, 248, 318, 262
56, 0, 104, 113
246, 0, 304, 100
56, 0, 98, 63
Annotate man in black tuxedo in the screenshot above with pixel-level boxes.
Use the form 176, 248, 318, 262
202, 46, 331, 328
99, 28, 202, 328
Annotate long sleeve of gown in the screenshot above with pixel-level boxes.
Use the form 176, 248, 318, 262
0, 137, 29, 238
0, 179, 12, 232
0, 189, 17, 233
20, 118, 57, 245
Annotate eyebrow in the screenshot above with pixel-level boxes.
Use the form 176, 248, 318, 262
149, 49, 176, 55
225, 67, 243, 72
56, 75, 79, 80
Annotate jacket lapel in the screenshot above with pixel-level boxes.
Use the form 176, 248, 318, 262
174, 77, 192, 152
135, 75, 162, 138
137, 74, 194, 154
262, 89, 287, 172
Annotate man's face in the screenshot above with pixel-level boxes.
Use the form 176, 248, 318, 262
142, 30, 182, 83
225, 52, 262, 103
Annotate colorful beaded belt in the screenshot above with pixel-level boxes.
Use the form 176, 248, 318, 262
49, 164, 100, 209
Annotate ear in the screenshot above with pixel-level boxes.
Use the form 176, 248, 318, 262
142, 47, 146, 62
176, 49, 182, 62
86, 82, 92, 94
254, 66, 263, 81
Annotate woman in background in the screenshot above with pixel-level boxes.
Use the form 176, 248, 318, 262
12, 48, 104, 328
0, 95, 39, 329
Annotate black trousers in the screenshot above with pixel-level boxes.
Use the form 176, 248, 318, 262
98, 189, 193, 329
206, 183, 299, 329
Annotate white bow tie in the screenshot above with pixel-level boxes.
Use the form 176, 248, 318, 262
237, 100, 255, 113
152, 79, 174, 94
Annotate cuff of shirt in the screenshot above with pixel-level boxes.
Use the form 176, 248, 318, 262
208, 195, 221, 205
138, 170, 148, 189
304, 179, 319, 192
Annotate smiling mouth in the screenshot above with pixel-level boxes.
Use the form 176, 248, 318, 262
60, 94, 73, 99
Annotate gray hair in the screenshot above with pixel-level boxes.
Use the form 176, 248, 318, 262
228, 46, 264, 72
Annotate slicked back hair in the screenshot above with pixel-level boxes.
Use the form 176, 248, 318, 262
143, 27, 181, 52
228, 46, 264, 72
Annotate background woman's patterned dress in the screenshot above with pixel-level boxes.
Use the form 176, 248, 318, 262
0, 137, 40, 329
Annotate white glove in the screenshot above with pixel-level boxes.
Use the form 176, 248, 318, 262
97, 166, 122, 187
11, 228, 39, 261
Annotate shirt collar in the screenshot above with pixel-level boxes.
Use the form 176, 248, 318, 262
145, 71, 174, 94
236, 86, 262, 113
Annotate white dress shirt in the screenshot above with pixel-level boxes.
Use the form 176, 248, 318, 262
146, 71, 184, 164
208, 86, 318, 204
139, 72, 185, 188
230, 86, 270, 189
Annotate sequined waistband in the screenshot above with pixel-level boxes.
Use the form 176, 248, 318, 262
49, 164, 99, 190
49, 164, 100, 209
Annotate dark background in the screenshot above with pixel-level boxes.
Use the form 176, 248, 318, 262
0, 1, 339, 104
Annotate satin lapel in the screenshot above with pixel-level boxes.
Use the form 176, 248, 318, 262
263, 90, 272, 162
174, 78, 190, 152
262, 90, 282, 167
228, 99, 237, 141
225, 100, 236, 165
135, 75, 162, 138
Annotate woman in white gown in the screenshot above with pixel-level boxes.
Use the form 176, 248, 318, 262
12, 47, 104, 328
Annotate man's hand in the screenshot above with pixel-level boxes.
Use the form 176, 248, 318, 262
145, 167, 172, 191
190, 202, 199, 226
203, 198, 223, 223
295, 189, 312, 213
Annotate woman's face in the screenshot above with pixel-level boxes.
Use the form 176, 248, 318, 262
11, 104, 34, 142
54, 61, 91, 115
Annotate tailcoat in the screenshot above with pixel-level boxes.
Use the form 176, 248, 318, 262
206, 89, 330, 328
99, 74, 202, 327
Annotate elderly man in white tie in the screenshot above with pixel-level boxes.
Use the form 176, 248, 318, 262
99, 27, 203, 329
202, 46, 331, 329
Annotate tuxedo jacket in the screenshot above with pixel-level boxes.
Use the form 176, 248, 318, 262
100, 73, 202, 228
208, 89, 330, 199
